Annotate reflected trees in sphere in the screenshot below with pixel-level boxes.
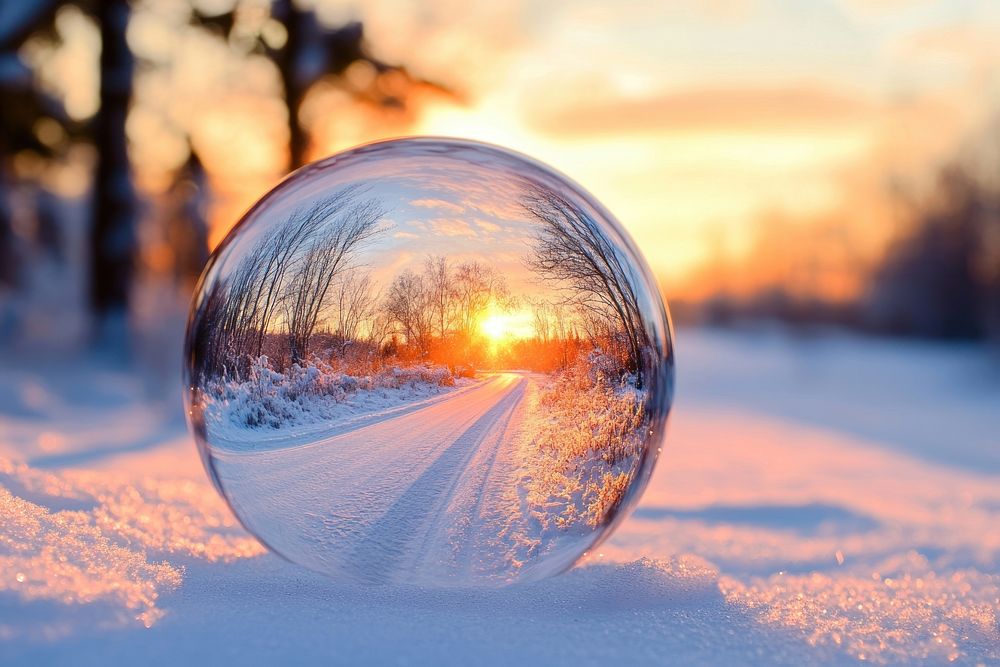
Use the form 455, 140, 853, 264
184, 138, 675, 587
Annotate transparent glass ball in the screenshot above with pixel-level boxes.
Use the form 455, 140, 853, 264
184, 138, 675, 587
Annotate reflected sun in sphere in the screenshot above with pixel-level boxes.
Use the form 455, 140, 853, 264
478, 307, 533, 346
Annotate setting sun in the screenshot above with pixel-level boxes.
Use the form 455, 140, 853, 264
480, 313, 510, 342
478, 308, 536, 344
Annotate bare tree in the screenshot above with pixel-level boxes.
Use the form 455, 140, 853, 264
383, 269, 433, 356
285, 198, 385, 364
245, 195, 350, 361
212, 193, 349, 376
452, 260, 512, 340
267, 1, 448, 169
332, 270, 380, 352
90, 0, 135, 324
191, 189, 382, 378
365, 309, 395, 354
424, 255, 454, 340
529, 298, 552, 344
377, 257, 514, 366
187, 272, 231, 381
523, 185, 650, 388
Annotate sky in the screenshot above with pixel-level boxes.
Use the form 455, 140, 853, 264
211, 138, 659, 342
328, 0, 1000, 296
22, 0, 1000, 299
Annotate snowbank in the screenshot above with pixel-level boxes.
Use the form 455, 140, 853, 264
199, 357, 462, 449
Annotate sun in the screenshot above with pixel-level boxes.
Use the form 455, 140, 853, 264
477, 307, 537, 346
480, 313, 512, 343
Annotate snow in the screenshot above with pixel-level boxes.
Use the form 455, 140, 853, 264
200, 357, 469, 450
208, 373, 560, 585
196, 352, 651, 588
1, 327, 999, 664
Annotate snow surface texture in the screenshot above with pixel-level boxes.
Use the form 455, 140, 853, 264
1, 328, 999, 665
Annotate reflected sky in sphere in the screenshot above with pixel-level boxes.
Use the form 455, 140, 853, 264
184, 138, 674, 587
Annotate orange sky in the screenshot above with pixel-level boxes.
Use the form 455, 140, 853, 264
23, 0, 1000, 300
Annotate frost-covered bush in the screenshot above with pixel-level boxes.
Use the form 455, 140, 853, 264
585, 349, 623, 386
539, 355, 645, 466
524, 350, 647, 530
584, 471, 632, 529
203, 356, 456, 431
371, 364, 455, 389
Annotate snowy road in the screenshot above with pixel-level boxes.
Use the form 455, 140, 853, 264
212, 372, 543, 585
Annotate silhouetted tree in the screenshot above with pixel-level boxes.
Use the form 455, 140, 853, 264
166, 149, 210, 288
452, 260, 512, 340
332, 270, 380, 353
88, 0, 134, 322
263, 1, 446, 169
383, 269, 433, 357
424, 255, 454, 340
285, 198, 384, 364
2, 0, 444, 347
0, 0, 67, 288
524, 186, 650, 388
192, 189, 383, 378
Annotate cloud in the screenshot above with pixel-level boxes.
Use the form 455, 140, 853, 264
410, 198, 466, 214
428, 218, 479, 238
527, 85, 874, 137
393, 231, 419, 239
891, 23, 1000, 78
475, 218, 502, 233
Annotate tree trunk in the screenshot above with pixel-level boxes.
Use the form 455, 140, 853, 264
0, 164, 16, 287
274, 0, 308, 169
89, 0, 135, 321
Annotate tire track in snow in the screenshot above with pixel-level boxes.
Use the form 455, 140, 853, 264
397, 377, 528, 583
212, 372, 532, 583
343, 375, 527, 584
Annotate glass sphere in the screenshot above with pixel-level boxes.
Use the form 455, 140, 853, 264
184, 138, 675, 587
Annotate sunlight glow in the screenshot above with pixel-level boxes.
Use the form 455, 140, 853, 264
478, 307, 535, 344
114, 0, 1000, 299
479, 313, 513, 343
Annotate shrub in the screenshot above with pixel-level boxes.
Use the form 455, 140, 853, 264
203, 356, 457, 430
585, 470, 633, 528
524, 350, 648, 532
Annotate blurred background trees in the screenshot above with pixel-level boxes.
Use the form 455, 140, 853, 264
868, 158, 1000, 340
0, 0, 439, 349
686, 125, 1000, 344
0, 2, 73, 293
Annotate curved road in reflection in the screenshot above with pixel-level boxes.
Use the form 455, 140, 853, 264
212, 372, 543, 585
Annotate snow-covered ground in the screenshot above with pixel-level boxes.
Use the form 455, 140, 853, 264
203, 368, 644, 587
200, 358, 469, 451
1, 327, 999, 665
210, 372, 571, 585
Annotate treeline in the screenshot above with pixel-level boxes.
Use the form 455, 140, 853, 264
690, 160, 1000, 343
190, 204, 522, 381
867, 165, 1000, 340
190, 189, 385, 381
382, 256, 514, 370
0, 1, 436, 334
190, 179, 661, 384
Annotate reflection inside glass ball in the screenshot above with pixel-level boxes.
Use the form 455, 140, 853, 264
184, 138, 674, 587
